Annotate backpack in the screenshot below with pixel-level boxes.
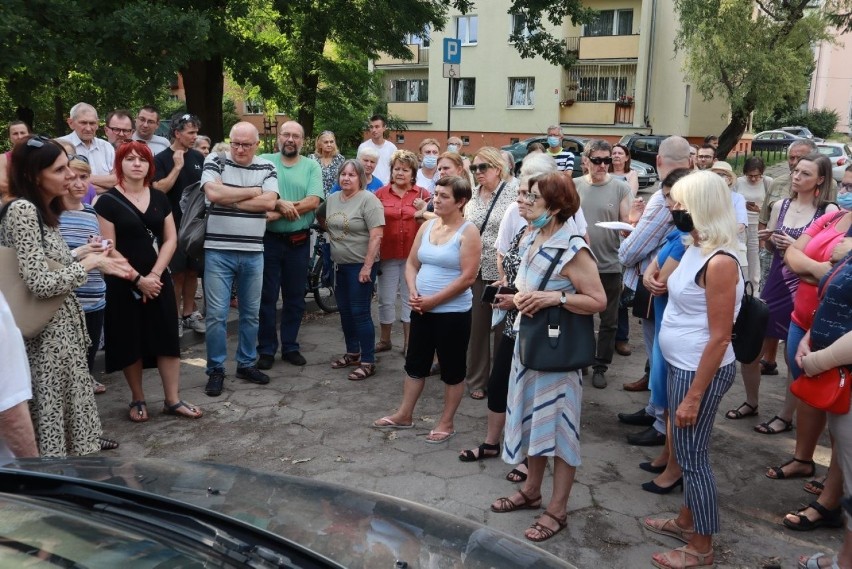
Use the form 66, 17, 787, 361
178, 180, 209, 268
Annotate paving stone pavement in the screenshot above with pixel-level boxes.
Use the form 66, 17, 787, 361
92, 300, 840, 569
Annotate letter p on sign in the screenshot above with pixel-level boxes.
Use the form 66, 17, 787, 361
443, 38, 461, 64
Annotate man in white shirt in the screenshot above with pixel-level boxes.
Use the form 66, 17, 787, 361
0, 292, 38, 461
58, 102, 116, 192
133, 105, 171, 155
357, 114, 397, 184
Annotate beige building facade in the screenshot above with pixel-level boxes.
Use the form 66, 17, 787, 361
809, 28, 852, 135
373, 0, 729, 152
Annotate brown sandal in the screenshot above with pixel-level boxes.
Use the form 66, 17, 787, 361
348, 363, 376, 381
375, 340, 393, 353
491, 489, 542, 513
525, 510, 568, 542
331, 353, 361, 369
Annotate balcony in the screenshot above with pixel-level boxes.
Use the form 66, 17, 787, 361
387, 102, 428, 122
578, 34, 640, 60
559, 101, 635, 126
374, 45, 430, 67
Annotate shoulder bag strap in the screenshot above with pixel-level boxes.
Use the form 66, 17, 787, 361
100, 192, 158, 244
537, 248, 566, 291
478, 181, 506, 234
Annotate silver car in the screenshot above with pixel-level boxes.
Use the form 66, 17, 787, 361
817, 142, 852, 182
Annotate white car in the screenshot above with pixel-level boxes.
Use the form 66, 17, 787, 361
817, 142, 852, 182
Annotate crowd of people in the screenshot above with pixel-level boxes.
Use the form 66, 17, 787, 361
1, 106, 852, 567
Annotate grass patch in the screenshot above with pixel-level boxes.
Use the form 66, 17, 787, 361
725, 150, 787, 174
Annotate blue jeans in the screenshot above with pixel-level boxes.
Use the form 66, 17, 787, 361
257, 232, 310, 356
786, 321, 807, 379
335, 263, 378, 364
204, 249, 264, 374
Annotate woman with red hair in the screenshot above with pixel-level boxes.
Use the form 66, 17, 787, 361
95, 141, 202, 422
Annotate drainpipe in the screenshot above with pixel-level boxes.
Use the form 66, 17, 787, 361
643, 0, 657, 130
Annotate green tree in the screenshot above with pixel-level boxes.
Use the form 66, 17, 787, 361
674, 0, 831, 158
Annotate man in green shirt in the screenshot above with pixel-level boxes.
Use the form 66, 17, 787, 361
257, 121, 324, 370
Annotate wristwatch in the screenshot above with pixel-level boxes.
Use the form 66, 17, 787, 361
70, 249, 79, 260
560, 292, 567, 306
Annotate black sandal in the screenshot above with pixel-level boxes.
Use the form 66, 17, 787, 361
128, 400, 148, 423
754, 415, 793, 435
506, 457, 529, 482
459, 442, 500, 462
725, 401, 758, 420
99, 437, 120, 450
783, 500, 844, 531
760, 359, 779, 375
766, 457, 816, 480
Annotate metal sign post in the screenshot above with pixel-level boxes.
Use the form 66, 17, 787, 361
443, 38, 461, 140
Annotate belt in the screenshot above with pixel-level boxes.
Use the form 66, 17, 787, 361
266, 229, 310, 239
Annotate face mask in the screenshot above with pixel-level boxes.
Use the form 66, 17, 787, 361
530, 211, 552, 229
422, 155, 438, 169
447, 144, 459, 153
671, 210, 694, 233
547, 136, 560, 148
838, 193, 852, 211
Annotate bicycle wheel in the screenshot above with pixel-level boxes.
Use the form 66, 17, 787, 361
312, 256, 338, 313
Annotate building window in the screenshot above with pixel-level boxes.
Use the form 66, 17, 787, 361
508, 77, 535, 107
510, 13, 531, 39
451, 78, 476, 107
583, 9, 633, 37
244, 99, 263, 115
405, 26, 430, 48
569, 63, 637, 102
389, 79, 429, 102
456, 15, 478, 45
396, 134, 406, 144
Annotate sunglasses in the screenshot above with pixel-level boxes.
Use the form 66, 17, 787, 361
25, 135, 53, 149
587, 156, 613, 165
177, 113, 197, 125
68, 154, 89, 164
469, 163, 493, 174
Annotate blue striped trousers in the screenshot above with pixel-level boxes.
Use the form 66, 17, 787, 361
668, 362, 736, 535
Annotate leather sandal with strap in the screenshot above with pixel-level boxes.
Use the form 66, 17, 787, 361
525, 510, 568, 542
128, 400, 148, 423
459, 442, 500, 462
725, 401, 757, 420
491, 489, 542, 513
783, 500, 844, 531
331, 353, 361, 369
347, 363, 375, 381
766, 457, 816, 480
643, 517, 695, 544
651, 545, 714, 569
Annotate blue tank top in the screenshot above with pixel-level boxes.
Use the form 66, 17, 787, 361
415, 219, 473, 313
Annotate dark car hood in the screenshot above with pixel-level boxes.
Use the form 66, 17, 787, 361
3, 457, 574, 569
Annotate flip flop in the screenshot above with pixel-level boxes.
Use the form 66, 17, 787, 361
425, 430, 456, 444
163, 400, 203, 419
128, 400, 149, 423
92, 380, 107, 394
373, 416, 414, 429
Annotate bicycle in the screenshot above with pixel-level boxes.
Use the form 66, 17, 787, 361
308, 224, 338, 313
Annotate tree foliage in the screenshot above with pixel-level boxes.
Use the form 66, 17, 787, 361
674, 0, 831, 157
754, 107, 841, 139
506, 0, 597, 68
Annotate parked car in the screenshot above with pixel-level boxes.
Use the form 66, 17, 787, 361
501, 135, 658, 188
0, 458, 575, 569
780, 126, 823, 142
750, 130, 804, 152
616, 133, 670, 167
817, 142, 852, 182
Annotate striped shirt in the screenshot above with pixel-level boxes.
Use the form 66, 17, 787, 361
201, 152, 278, 252
58, 205, 106, 312
547, 148, 575, 172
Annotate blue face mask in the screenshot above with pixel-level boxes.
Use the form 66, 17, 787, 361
838, 193, 852, 211
547, 136, 560, 148
530, 211, 552, 229
447, 144, 459, 153
422, 155, 438, 169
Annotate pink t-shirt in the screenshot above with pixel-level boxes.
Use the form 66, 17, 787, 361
791, 211, 848, 329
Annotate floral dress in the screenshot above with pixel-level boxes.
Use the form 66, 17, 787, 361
308, 153, 345, 197
0, 200, 102, 457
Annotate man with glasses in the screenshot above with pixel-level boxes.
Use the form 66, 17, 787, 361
575, 140, 632, 389
201, 122, 278, 397
132, 105, 170, 155
0, 120, 30, 201
256, 121, 323, 370
357, 114, 397, 185
694, 144, 716, 171
153, 113, 206, 338
104, 110, 134, 146
58, 102, 117, 193
544, 124, 575, 173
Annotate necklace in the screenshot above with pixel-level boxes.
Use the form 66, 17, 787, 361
118, 185, 145, 204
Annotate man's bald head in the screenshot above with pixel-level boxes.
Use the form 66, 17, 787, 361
657, 136, 691, 179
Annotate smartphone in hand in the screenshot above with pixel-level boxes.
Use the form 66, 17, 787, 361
481, 285, 499, 304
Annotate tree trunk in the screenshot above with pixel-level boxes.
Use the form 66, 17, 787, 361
14, 106, 35, 134
181, 57, 225, 143
296, 71, 320, 139
716, 106, 752, 159
51, 79, 65, 137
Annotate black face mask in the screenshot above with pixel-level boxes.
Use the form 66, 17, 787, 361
671, 210, 694, 233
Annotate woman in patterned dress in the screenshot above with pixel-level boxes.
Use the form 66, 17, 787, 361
490, 172, 605, 542
0, 136, 131, 456
308, 130, 345, 198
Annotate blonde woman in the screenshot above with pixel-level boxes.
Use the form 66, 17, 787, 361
308, 130, 345, 197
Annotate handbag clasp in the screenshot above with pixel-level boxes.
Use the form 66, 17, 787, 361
548, 325, 560, 339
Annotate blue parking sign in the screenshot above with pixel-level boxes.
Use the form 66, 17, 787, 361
443, 38, 461, 64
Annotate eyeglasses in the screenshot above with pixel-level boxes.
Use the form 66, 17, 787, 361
230, 141, 256, 150
587, 156, 613, 165
745, 173, 763, 181
517, 190, 542, 205
107, 125, 133, 135
469, 163, 492, 174
839, 182, 852, 192
25, 135, 53, 149
68, 154, 89, 164
697, 154, 715, 160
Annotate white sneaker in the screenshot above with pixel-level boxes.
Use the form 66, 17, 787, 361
178, 318, 184, 338
184, 311, 206, 334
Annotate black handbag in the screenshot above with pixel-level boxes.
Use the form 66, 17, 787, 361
631, 277, 654, 320
518, 247, 596, 372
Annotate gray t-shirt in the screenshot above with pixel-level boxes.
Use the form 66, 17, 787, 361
201, 153, 278, 252
321, 190, 385, 265
575, 175, 631, 273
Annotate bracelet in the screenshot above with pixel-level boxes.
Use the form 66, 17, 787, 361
150, 271, 161, 278
132, 273, 141, 285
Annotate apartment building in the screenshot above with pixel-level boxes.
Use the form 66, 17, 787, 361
373, 0, 729, 152
809, 28, 852, 135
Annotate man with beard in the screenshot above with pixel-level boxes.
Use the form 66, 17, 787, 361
103, 110, 134, 146
256, 121, 323, 370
